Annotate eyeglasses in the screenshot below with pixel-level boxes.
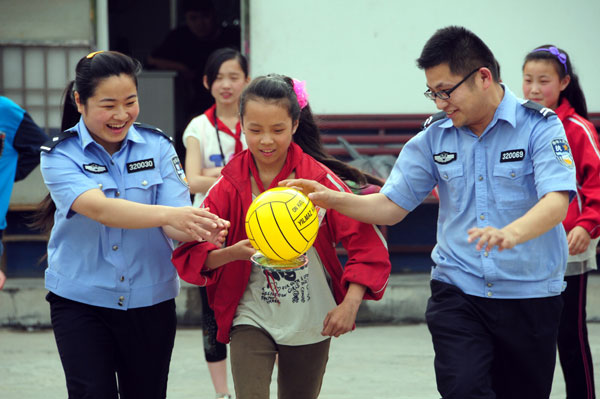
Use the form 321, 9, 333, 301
424, 67, 482, 101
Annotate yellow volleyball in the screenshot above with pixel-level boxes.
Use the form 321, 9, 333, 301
245, 187, 319, 260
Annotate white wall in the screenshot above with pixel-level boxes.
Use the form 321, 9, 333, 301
0, 0, 91, 42
249, 0, 600, 114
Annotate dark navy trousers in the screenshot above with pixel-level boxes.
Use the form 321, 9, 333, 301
47, 292, 176, 399
426, 279, 563, 399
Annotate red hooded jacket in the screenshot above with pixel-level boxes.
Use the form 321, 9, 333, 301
556, 99, 600, 238
172, 143, 391, 343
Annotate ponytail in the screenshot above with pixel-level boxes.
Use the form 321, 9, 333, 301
61, 81, 79, 131
293, 104, 383, 187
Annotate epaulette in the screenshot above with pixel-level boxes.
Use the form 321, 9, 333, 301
521, 100, 555, 118
133, 122, 173, 142
40, 129, 78, 153
422, 111, 447, 129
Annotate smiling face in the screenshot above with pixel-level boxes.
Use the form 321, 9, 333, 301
206, 58, 249, 107
522, 60, 570, 110
241, 98, 298, 175
75, 73, 139, 154
425, 63, 490, 135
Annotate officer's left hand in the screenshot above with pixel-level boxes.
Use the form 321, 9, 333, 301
467, 226, 518, 252
168, 206, 229, 244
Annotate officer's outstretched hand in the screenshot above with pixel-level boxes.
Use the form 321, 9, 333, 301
467, 226, 518, 252
280, 178, 337, 210
169, 206, 229, 245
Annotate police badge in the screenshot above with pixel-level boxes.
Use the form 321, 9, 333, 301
551, 138, 574, 169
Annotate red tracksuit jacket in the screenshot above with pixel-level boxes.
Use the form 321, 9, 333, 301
556, 98, 600, 238
172, 142, 391, 343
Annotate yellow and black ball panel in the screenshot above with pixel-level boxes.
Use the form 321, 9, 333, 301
245, 187, 319, 261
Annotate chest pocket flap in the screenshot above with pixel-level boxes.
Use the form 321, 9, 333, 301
492, 163, 534, 209
124, 170, 164, 203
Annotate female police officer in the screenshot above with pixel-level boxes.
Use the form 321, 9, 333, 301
35, 51, 228, 398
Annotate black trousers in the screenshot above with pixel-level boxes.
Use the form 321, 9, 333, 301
425, 279, 563, 399
558, 273, 596, 399
47, 292, 176, 399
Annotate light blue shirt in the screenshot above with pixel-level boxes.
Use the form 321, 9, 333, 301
41, 119, 191, 309
382, 86, 576, 299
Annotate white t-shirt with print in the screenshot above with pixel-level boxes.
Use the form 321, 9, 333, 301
233, 246, 337, 346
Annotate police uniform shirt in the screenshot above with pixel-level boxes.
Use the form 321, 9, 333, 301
41, 119, 191, 310
381, 86, 577, 299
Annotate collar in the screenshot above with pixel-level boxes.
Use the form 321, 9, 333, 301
205, 104, 243, 154
76, 117, 145, 152
554, 98, 575, 121
227, 142, 304, 192
205, 104, 242, 137
438, 83, 516, 132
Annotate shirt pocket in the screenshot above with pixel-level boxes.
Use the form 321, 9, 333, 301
91, 174, 118, 196
438, 164, 466, 212
123, 169, 164, 204
492, 163, 534, 210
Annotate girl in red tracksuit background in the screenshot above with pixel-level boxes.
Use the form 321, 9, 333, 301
172, 74, 390, 399
523, 45, 600, 399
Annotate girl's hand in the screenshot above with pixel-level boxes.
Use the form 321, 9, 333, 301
229, 239, 257, 261
567, 226, 591, 255
279, 178, 338, 209
321, 295, 362, 338
0, 269, 6, 290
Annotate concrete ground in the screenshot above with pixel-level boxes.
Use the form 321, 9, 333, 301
2, 323, 600, 398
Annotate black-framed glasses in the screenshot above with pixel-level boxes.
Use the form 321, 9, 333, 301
424, 67, 482, 101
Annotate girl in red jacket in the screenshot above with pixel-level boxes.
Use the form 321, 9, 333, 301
172, 74, 390, 399
523, 45, 600, 399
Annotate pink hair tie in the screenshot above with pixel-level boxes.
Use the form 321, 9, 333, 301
292, 78, 309, 109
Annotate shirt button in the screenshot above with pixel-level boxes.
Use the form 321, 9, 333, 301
98, 183, 103, 190
142, 180, 148, 186
480, 214, 485, 220
487, 282, 493, 287
115, 191, 120, 197
120, 276, 125, 282
484, 251, 489, 257
510, 172, 516, 178
111, 160, 115, 165
119, 296, 125, 301
112, 245, 119, 251
487, 291, 493, 297
478, 175, 483, 181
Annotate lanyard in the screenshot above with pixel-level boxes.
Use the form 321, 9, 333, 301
214, 121, 227, 166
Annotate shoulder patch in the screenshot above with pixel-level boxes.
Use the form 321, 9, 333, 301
133, 122, 173, 142
40, 129, 78, 153
551, 138, 575, 169
521, 100, 555, 118
422, 111, 447, 129
171, 155, 189, 187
